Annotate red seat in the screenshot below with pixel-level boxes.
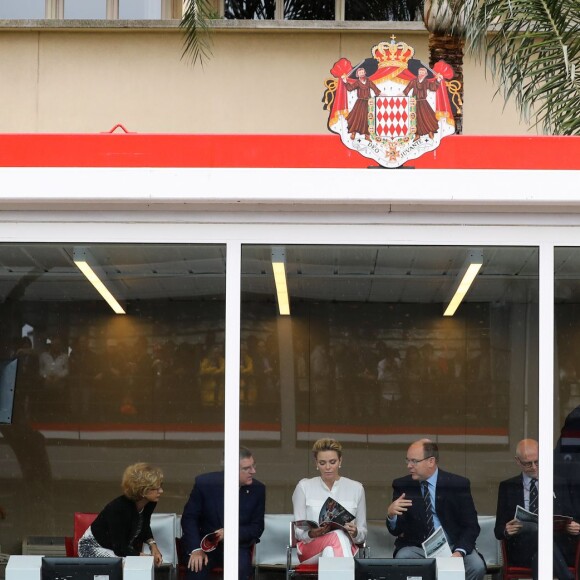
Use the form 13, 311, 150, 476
501, 539, 578, 580
73, 513, 98, 557
64, 536, 75, 557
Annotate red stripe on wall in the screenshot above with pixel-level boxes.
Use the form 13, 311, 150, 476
0, 134, 578, 169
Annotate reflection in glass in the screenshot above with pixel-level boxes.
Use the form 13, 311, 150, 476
64, 0, 107, 19
284, 1, 334, 20
0, 244, 225, 556
345, 0, 424, 21
240, 244, 539, 537
119, 0, 162, 19
225, 0, 276, 19
0, 0, 45, 19
554, 248, 580, 577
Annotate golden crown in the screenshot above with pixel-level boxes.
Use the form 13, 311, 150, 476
372, 36, 415, 68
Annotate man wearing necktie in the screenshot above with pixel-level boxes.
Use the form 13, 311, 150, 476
494, 438, 577, 580
386, 439, 486, 580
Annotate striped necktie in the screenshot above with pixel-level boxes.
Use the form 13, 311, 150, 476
422, 481, 435, 537
529, 478, 538, 514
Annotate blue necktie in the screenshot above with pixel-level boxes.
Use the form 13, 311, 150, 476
529, 478, 538, 514
422, 481, 435, 536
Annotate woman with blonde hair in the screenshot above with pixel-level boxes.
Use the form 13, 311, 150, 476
78, 462, 164, 566
292, 438, 367, 564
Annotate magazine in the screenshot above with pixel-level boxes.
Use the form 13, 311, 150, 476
318, 497, 356, 527
200, 531, 221, 552
514, 505, 538, 525
514, 505, 573, 532
421, 526, 452, 558
554, 514, 573, 533
294, 497, 356, 538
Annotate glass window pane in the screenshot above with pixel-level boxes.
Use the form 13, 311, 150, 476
554, 247, 580, 577
119, 0, 162, 19
284, 0, 334, 20
241, 244, 538, 572
345, 0, 424, 21
64, 0, 107, 19
0, 243, 225, 556
224, 0, 276, 19
0, 0, 45, 19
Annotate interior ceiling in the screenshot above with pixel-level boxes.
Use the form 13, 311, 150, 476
1, 244, 577, 305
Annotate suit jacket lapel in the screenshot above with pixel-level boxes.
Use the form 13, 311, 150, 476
516, 474, 525, 508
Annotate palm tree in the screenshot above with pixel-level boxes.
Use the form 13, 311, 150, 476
449, 0, 580, 135
423, 0, 465, 134
181, 1, 424, 65
180, 0, 215, 66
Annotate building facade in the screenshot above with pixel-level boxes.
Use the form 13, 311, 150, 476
1, 4, 579, 579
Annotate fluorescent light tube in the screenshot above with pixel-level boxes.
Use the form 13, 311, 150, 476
74, 259, 126, 315
444, 261, 482, 317
272, 261, 290, 315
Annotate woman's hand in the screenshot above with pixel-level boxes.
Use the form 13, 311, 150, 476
308, 523, 330, 538
188, 550, 208, 572
150, 544, 163, 567
344, 521, 358, 539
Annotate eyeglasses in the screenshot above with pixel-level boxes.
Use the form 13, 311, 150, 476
240, 464, 257, 472
517, 458, 539, 468
406, 456, 434, 465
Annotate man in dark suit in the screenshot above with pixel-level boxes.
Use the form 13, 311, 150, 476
386, 439, 485, 580
495, 438, 576, 580
181, 447, 266, 580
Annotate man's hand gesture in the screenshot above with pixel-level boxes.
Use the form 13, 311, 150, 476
388, 493, 413, 518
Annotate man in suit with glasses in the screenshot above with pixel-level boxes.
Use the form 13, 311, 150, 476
181, 447, 265, 580
386, 438, 485, 580
495, 438, 576, 580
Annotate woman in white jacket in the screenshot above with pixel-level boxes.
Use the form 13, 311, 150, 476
292, 438, 367, 564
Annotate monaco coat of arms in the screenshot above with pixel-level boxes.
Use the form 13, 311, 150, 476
323, 36, 460, 168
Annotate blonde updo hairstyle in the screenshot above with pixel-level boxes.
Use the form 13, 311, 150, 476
122, 462, 164, 501
312, 438, 343, 460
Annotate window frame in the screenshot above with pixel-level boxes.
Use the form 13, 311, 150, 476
45, 0, 180, 19
217, 0, 390, 21
1, 158, 574, 580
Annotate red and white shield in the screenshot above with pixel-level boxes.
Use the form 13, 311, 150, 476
372, 96, 414, 139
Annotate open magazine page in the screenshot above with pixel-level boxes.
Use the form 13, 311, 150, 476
294, 519, 350, 534
422, 526, 452, 558
515, 505, 573, 532
200, 531, 221, 552
294, 519, 321, 532
318, 497, 355, 527
553, 515, 573, 532
514, 505, 538, 525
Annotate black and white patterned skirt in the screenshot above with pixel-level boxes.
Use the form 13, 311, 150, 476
78, 527, 117, 558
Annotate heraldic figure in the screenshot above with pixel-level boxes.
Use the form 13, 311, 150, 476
342, 65, 382, 142
403, 65, 444, 141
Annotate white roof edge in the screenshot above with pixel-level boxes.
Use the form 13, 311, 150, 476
0, 167, 577, 207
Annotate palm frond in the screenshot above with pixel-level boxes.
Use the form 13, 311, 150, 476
458, 0, 580, 135
180, 0, 215, 66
